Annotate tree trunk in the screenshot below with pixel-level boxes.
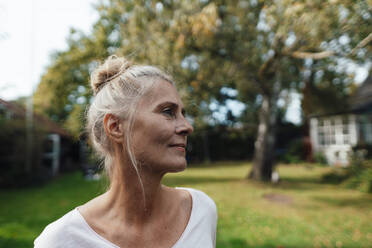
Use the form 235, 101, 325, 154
248, 79, 281, 181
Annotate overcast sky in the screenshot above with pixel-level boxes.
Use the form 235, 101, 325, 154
0, 0, 98, 100
0, 0, 369, 124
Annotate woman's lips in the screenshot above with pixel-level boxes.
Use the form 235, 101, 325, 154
174, 146, 185, 152
170, 144, 186, 152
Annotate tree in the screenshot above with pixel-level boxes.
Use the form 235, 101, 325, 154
172, 0, 371, 180
34, 0, 371, 181
34, 4, 123, 136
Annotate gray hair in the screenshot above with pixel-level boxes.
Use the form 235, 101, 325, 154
86, 55, 173, 193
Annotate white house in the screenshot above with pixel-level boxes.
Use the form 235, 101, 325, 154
309, 74, 372, 166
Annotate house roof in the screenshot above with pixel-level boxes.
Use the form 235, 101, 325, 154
309, 73, 372, 119
0, 98, 71, 137
349, 73, 372, 113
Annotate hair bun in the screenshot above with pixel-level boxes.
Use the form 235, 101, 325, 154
91, 55, 132, 95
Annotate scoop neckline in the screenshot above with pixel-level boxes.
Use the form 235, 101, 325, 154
75, 187, 195, 248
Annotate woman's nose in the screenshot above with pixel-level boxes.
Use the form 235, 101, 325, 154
176, 117, 193, 135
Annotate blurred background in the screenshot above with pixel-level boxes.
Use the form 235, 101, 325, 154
0, 0, 371, 247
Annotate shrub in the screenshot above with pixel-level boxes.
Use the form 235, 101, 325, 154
322, 158, 372, 193
322, 169, 349, 184
281, 139, 304, 164
0, 118, 48, 188
314, 151, 328, 165
352, 144, 372, 159
188, 124, 255, 163
281, 153, 302, 164
344, 160, 372, 193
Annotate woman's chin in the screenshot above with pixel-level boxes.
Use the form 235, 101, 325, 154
167, 160, 187, 173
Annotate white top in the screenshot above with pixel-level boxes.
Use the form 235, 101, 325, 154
34, 187, 217, 248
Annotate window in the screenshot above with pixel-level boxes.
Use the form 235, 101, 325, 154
341, 116, 350, 145
342, 116, 349, 125
343, 125, 349, 134
344, 136, 349, 144
317, 116, 348, 146
319, 132, 325, 145
331, 127, 336, 144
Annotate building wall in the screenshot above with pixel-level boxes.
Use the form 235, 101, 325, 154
358, 115, 372, 144
310, 114, 358, 166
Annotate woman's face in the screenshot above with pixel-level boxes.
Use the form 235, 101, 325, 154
129, 79, 193, 173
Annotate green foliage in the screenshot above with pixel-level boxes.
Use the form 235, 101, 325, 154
275, 122, 305, 164
0, 119, 48, 188
344, 160, 372, 193
35, 0, 371, 133
352, 143, 372, 159
342, 147, 372, 193
188, 124, 256, 162
322, 159, 372, 193
33, 0, 371, 180
1, 163, 372, 248
313, 151, 328, 165
63, 104, 86, 140
301, 60, 353, 119
188, 120, 315, 164
277, 138, 303, 164
281, 153, 302, 164
33, 5, 120, 135
322, 168, 349, 184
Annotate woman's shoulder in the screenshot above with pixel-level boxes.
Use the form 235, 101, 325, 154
174, 187, 217, 246
34, 208, 82, 247
176, 187, 217, 215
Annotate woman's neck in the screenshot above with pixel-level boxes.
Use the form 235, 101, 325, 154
101, 152, 169, 227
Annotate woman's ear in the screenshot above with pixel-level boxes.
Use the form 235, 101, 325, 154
103, 114, 124, 143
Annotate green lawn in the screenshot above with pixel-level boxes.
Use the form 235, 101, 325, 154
1, 162, 372, 248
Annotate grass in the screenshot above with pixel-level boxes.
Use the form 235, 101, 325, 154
1, 162, 372, 248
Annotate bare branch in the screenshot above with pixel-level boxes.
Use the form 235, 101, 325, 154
287, 32, 372, 60
290, 51, 335, 59
351, 32, 372, 55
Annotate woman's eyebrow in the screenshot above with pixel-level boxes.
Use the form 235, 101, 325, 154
156, 101, 178, 109
155, 101, 186, 115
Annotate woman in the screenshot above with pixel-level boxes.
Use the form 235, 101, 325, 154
34, 56, 218, 248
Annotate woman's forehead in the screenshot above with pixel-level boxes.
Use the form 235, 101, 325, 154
141, 80, 183, 107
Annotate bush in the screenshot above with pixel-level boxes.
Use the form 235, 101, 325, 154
322, 159, 372, 193
0, 118, 48, 188
352, 144, 372, 159
314, 151, 328, 165
188, 124, 255, 163
322, 169, 349, 184
344, 160, 372, 193
281, 153, 302, 164
280, 139, 304, 164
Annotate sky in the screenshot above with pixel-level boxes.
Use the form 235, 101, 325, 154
0, 0, 98, 100
0, 0, 369, 125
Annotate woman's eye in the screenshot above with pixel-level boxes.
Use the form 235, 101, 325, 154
162, 108, 175, 117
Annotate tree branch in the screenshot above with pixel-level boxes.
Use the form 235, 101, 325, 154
258, 56, 275, 80
351, 32, 372, 55
289, 51, 335, 59
287, 32, 372, 60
